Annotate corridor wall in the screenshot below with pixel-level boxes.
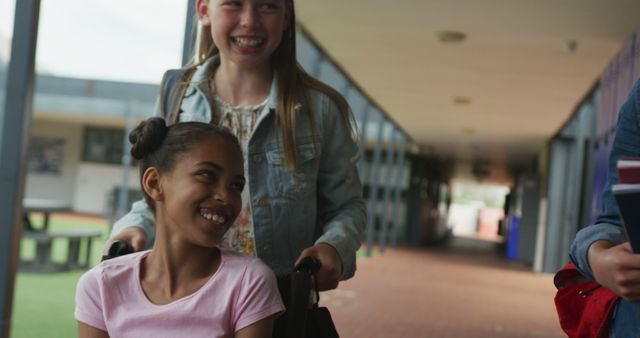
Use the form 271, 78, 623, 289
542, 99, 596, 273
541, 30, 640, 273
295, 27, 414, 255
591, 32, 640, 222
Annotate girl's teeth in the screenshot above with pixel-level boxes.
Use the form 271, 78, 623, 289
234, 37, 262, 47
202, 211, 225, 224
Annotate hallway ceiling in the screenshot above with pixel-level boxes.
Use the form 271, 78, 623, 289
296, 0, 640, 182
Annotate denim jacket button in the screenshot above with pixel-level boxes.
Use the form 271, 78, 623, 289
257, 197, 268, 207
252, 154, 264, 163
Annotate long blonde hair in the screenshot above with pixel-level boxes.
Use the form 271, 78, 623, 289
182, 0, 357, 170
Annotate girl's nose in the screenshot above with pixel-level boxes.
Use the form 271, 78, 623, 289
214, 188, 229, 205
239, 6, 259, 28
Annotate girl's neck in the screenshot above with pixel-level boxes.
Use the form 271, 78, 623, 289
140, 227, 221, 304
213, 59, 273, 106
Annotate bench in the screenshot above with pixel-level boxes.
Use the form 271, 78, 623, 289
20, 229, 103, 273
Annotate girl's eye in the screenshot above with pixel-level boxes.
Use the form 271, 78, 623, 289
198, 170, 217, 180
223, 1, 242, 8
231, 181, 245, 192
259, 3, 279, 11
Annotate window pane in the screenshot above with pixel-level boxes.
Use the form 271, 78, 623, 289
296, 31, 320, 75
318, 60, 347, 91
346, 88, 366, 119
82, 126, 126, 165
364, 109, 383, 141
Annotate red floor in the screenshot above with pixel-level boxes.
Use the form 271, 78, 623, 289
322, 238, 564, 338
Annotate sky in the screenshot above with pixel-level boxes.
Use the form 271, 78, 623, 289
0, 0, 188, 84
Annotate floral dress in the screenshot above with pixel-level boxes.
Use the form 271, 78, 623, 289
216, 94, 268, 256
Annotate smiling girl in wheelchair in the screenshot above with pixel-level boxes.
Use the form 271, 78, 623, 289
75, 118, 284, 338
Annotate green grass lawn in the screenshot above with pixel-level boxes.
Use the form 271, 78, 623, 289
10, 214, 109, 338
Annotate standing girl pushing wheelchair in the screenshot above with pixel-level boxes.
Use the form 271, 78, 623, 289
109, 0, 365, 295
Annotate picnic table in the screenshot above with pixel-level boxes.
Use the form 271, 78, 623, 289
23, 198, 71, 231
20, 199, 102, 273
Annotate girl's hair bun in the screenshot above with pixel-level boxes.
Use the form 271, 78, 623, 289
129, 117, 168, 160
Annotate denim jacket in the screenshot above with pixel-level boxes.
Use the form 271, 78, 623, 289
569, 79, 640, 281
112, 58, 366, 279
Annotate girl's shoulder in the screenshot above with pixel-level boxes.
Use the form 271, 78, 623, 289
91, 250, 149, 282
304, 82, 348, 108
161, 57, 216, 88
300, 82, 355, 139
299, 87, 350, 130
219, 247, 274, 278
101, 250, 149, 267
298, 76, 351, 120
76, 251, 149, 303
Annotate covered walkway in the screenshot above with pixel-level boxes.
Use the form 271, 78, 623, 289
325, 238, 563, 338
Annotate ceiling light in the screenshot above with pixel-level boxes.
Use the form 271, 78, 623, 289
565, 39, 578, 53
453, 96, 472, 105
436, 30, 466, 43
410, 143, 421, 154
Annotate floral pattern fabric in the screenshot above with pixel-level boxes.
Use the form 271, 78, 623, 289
216, 94, 267, 256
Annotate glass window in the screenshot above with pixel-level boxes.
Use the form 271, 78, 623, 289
7, 3, 192, 338
364, 108, 383, 141
318, 60, 347, 91
296, 31, 320, 75
382, 121, 394, 142
82, 126, 126, 165
346, 88, 367, 120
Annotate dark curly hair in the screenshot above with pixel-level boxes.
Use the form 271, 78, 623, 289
129, 117, 242, 212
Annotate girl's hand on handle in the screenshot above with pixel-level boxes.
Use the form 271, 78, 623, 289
105, 226, 147, 252
589, 240, 640, 301
295, 243, 342, 291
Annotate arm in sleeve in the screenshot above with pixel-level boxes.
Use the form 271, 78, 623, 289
570, 80, 640, 280
110, 199, 157, 249
109, 97, 162, 248
233, 260, 285, 332
314, 95, 367, 280
75, 267, 107, 332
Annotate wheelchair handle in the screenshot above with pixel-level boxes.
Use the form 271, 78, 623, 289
294, 256, 321, 274
101, 240, 134, 261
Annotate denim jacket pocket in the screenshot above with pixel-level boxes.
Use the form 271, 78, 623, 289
265, 142, 319, 199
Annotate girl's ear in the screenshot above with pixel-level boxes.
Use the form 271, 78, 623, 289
196, 0, 212, 26
142, 167, 164, 203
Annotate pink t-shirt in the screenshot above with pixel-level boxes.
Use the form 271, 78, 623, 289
75, 248, 284, 338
